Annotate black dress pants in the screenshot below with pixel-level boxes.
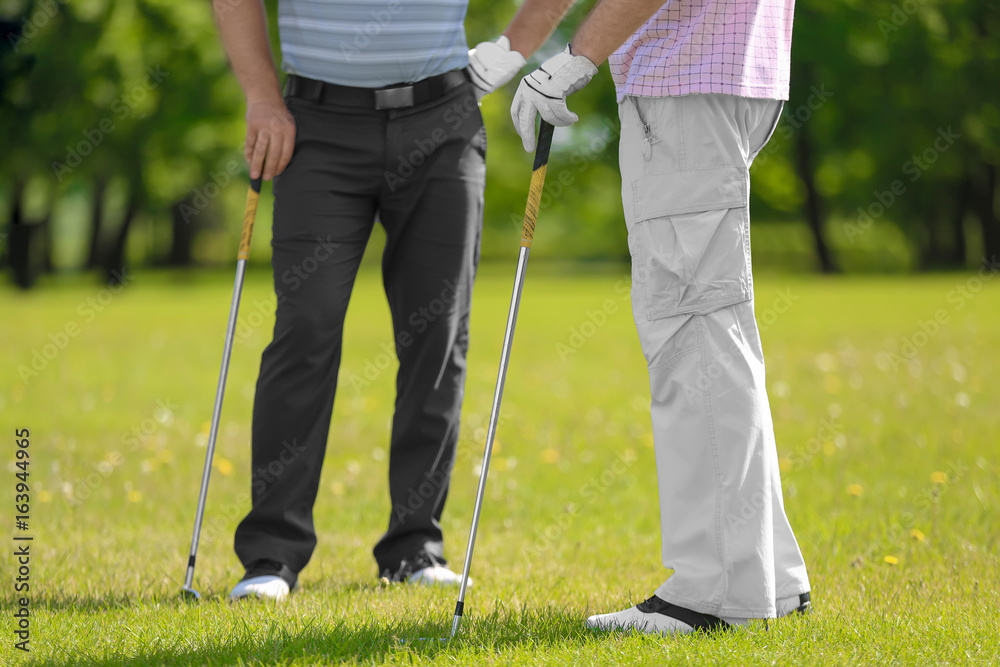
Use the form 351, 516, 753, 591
234, 79, 486, 584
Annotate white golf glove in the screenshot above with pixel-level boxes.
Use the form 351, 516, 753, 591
468, 35, 527, 101
511, 45, 598, 151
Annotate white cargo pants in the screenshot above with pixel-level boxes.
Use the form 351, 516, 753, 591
619, 93, 810, 618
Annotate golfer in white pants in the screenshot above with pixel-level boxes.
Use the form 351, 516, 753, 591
481, 0, 813, 633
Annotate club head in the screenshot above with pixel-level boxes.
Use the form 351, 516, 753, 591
180, 586, 202, 602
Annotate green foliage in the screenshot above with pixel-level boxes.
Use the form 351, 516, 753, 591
7, 0, 242, 201
2, 0, 998, 271
763, 0, 1000, 268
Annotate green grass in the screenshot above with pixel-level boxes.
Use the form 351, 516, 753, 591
2, 266, 999, 665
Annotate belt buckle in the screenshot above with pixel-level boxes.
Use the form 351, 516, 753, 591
375, 86, 414, 110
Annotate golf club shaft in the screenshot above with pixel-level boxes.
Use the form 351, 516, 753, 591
183, 176, 261, 594
451, 121, 553, 637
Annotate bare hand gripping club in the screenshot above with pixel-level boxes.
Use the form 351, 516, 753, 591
182, 175, 262, 600
450, 120, 554, 637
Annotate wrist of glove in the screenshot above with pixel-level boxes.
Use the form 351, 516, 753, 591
510, 45, 598, 151
468, 35, 527, 101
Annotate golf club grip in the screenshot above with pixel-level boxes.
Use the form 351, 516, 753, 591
520, 121, 554, 248
238, 176, 263, 261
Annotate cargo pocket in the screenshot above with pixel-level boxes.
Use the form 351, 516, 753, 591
631, 166, 752, 321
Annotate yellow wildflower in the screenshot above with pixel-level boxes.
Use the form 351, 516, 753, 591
214, 458, 234, 476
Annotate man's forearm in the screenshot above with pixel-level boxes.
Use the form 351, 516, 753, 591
504, 0, 577, 58
571, 0, 664, 65
212, 0, 282, 103
506, 0, 664, 66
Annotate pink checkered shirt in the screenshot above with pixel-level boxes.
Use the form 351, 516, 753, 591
609, 0, 795, 102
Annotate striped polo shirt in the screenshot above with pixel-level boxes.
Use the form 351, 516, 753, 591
278, 0, 470, 88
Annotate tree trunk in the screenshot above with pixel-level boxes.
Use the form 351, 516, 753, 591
919, 199, 942, 270
794, 125, 838, 273
7, 179, 42, 289
0, 180, 16, 269
39, 211, 53, 273
86, 177, 108, 270
949, 177, 970, 267
975, 164, 1000, 265
103, 188, 139, 286
168, 197, 197, 267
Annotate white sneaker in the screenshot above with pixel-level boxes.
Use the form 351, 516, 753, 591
383, 553, 471, 588
587, 591, 812, 636
228, 575, 290, 601
586, 595, 731, 635
406, 564, 472, 588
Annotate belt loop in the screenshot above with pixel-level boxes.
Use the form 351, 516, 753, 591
288, 75, 322, 103
305, 78, 322, 103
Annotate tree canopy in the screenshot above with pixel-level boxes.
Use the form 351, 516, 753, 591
2, 0, 998, 286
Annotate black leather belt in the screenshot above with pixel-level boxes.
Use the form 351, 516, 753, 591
285, 69, 470, 110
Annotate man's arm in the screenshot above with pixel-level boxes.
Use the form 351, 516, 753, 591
504, 0, 664, 64
212, 0, 294, 181
506, 0, 665, 150
570, 0, 665, 64
503, 0, 576, 59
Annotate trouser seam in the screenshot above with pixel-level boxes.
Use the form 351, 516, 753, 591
696, 314, 728, 609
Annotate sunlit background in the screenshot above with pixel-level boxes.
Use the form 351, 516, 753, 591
1, 1, 999, 664
2, 0, 997, 284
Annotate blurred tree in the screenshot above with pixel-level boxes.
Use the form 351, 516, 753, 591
3, 0, 998, 283
2, 0, 244, 285
2, 4, 48, 288
770, 0, 1000, 271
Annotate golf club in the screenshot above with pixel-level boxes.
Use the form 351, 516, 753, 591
181, 175, 262, 601
448, 120, 554, 638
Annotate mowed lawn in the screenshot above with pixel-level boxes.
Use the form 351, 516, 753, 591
1, 265, 999, 665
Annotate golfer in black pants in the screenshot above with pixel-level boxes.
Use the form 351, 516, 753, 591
213, 0, 527, 599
